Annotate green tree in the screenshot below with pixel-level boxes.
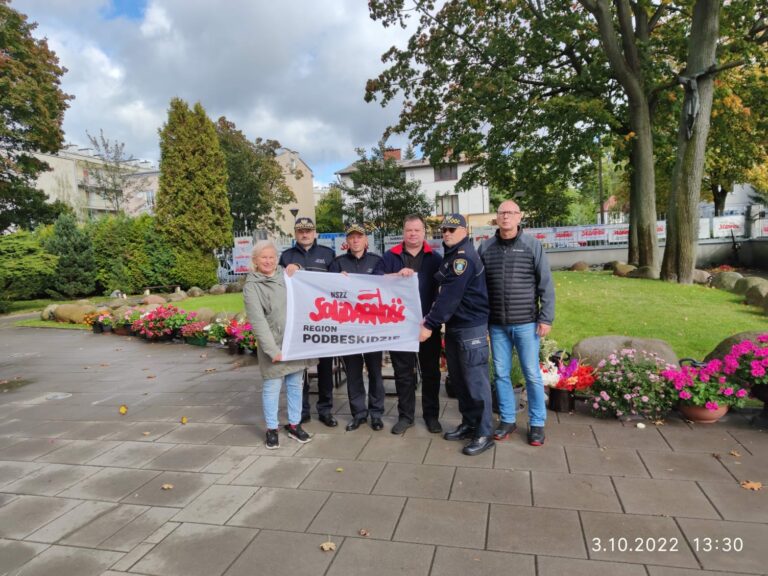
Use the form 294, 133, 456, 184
156, 98, 232, 288
315, 186, 343, 232
338, 142, 431, 234
0, 230, 57, 302
0, 1, 72, 230
215, 117, 295, 233
43, 213, 96, 297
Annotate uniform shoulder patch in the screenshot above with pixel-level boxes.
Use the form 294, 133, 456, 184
453, 258, 468, 275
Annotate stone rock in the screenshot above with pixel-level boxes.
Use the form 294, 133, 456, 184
705, 331, 768, 362
225, 283, 243, 293
627, 266, 660, 280
572, 335, 678, 368
166, 291, 187, 302
193, 307, 216, 324
745, 283, 768, 307
692, 269, 712, 286
53, 303, 97, 324
142, 294, 167, 305
711, 271, 743, 291
188, 286, 204, 297
570, 261, 589, 272
143, 303, 161, 313
733, 276, 768, 296
109, 290, 125, 298
41, 304, 58, 321
603, 261, 622, 271
613, 263, 637, 277
108, 299, 127, 309
209, 284, 227, 295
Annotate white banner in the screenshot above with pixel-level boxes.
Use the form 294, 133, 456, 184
712, 216, 746, 238
699, 218, 711, 239
233, 236, 254, 274
282, 271, 422, 360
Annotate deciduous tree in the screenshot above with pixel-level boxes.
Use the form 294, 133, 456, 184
315, 186, 343, 232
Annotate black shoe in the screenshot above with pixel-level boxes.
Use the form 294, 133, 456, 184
370, 417, 384, 431
300, 414, 311, 424
493, 421, 517, 441
424, 418, 442, 434
285, 423, 312, 444
391, 418, 413, 435
346, 417, 367, 431
265, 429, 279, 450
318, 413, 338, 428
463, 436, 494, 456
443, 423, 476, 441
528, 425, 545, 446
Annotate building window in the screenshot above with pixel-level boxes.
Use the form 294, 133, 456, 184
144, 190, 155, 208
435, 194, 459, 215
434, 164, 458, 182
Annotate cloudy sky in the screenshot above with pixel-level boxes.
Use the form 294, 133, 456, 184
13, 0, 414, 186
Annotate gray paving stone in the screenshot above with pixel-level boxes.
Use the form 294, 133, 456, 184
105, 422, 179, 442
87, 441, 175, 468
677, 517, 768, 573
727, 429, 768, 458
0, 437, 68, 461
34, 440, 121, 464
493, 442, 568, 473
26, 500, 117, 543
450, 467, 531, 506
581, 510, 698, 568
565, 445, 650, 477
95, 507, 178, 552
646, 567, 756, 576
295, 433, 369, 459
108, 541, 154, 572
487, 504, 586, 558
1, 463, 100, 496
372, 462, 454, 499
132, 405, 233, 422
209, 425, 300, 452
423, 439, 494, 468
307, 492, 405, 540
531, 471, 622, 512
357, 436, 430, 464
0, 495, 80, 539
143, 444, 227, 472
542, 422, 598, 447
59, 421, 135, 440
640, 450, 734, 481
58, 467, 160, 501
231, 455, 319, 488
430, 546, 535, 576
121, 470, 218, 507
131, 522, 257, 576
660, 427, 748, 453
224, 530, 339, 576
201, 446, 257, 474
60, 504, 149, 548
154, 422, 232, 444
227, 487, 329, 531
0, 460, 44, 487
172, 485, 258, 525
0, 493, 17, 507
326, 538, 433, 576
393, 497, 487, 548
212, 406, 261, 426
698, 480, 768, 522
614, 477, 720, 519
143, 519, 180, 544
593, 426, 671, 450
300, 459, 385, 494
6, 545, 121, 576
719, 452, 768, 483
0, 539, 49, 575
537, 555, 647, 576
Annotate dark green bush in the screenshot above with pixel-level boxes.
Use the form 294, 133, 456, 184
0, 231, 58, 300
43, 213, 96, 297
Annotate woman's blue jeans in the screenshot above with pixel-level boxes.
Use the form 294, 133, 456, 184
262, 370, 304, 430
489, 323, 547, 427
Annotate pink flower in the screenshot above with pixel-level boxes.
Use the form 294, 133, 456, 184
641, 396, 649, 402
679, 390, 692, 400
722, 387, 734, 396
736, 389, 748, 398
705, 401, 719, 411
751, 362, 766, 378
600, 390, 610, 401
592, 402, 599, 409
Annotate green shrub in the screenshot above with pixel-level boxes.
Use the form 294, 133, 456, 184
171, 249, 218, 289
0, 231, 58, 300
43, 213, 96, 297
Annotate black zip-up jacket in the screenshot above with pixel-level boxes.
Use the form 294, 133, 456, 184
329, 250, 382, 275
374, 241, 443, 319
279, 240, 335, 272
478, 228, 555, 326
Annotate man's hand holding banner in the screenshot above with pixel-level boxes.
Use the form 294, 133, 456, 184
281, 270, 422, 361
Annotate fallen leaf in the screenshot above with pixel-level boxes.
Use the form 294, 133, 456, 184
119, 405, 128, 415
161, 483, 174, 490
359, 529, 369, 537
199, 353, 207, 358
653, 420, 665, 426
100, 363, 110, 367
204, 368, 217, 373
740, 480, 762, 491
180, 416, 188, 425
336, 467, 344, 473
142, 368, 150, 371
319, 540, 336, 552
142, 431, 151, 436
146, 375, 156, 379
730, 450, 741, 458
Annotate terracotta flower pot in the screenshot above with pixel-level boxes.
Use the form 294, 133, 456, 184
113, 325, 131, 336
679, 403, 729, 424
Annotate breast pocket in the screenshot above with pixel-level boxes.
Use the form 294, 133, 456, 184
460, 336, 489, 367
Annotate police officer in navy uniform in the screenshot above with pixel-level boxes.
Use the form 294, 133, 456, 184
279, 217, 338, 427
329, 223, 386, 432
420, 214, 493, 456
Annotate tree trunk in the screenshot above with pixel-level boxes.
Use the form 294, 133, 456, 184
711, 183, 728, 216
630, 104, 659, 270
661, 0, 720, 284
627, 147, 639, 265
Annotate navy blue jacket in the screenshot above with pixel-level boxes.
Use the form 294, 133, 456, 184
279, 240, 335, 272
329, 250, 382, 274
424, 236, 489, 331
374, 241, 442, 318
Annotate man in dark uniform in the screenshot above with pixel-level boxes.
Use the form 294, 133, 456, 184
376, 214, 443, 435
279, 217, 338, 427
329, 223, 385, 432
420, 213, 493, 456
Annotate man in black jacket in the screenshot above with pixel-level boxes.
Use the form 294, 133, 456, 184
279, 217, 338, 427
375, 214, 443, 435
478, 200, 555, 446
329, 223, 385, 432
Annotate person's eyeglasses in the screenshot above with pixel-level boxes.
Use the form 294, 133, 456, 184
441, 228, 457, 233
497, 211, 521, 217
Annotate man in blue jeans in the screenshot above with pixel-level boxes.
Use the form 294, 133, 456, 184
478, 200, 555, 446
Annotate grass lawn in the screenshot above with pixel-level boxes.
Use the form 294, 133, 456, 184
9, 271, 767, 359
15, 319, 89, 330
